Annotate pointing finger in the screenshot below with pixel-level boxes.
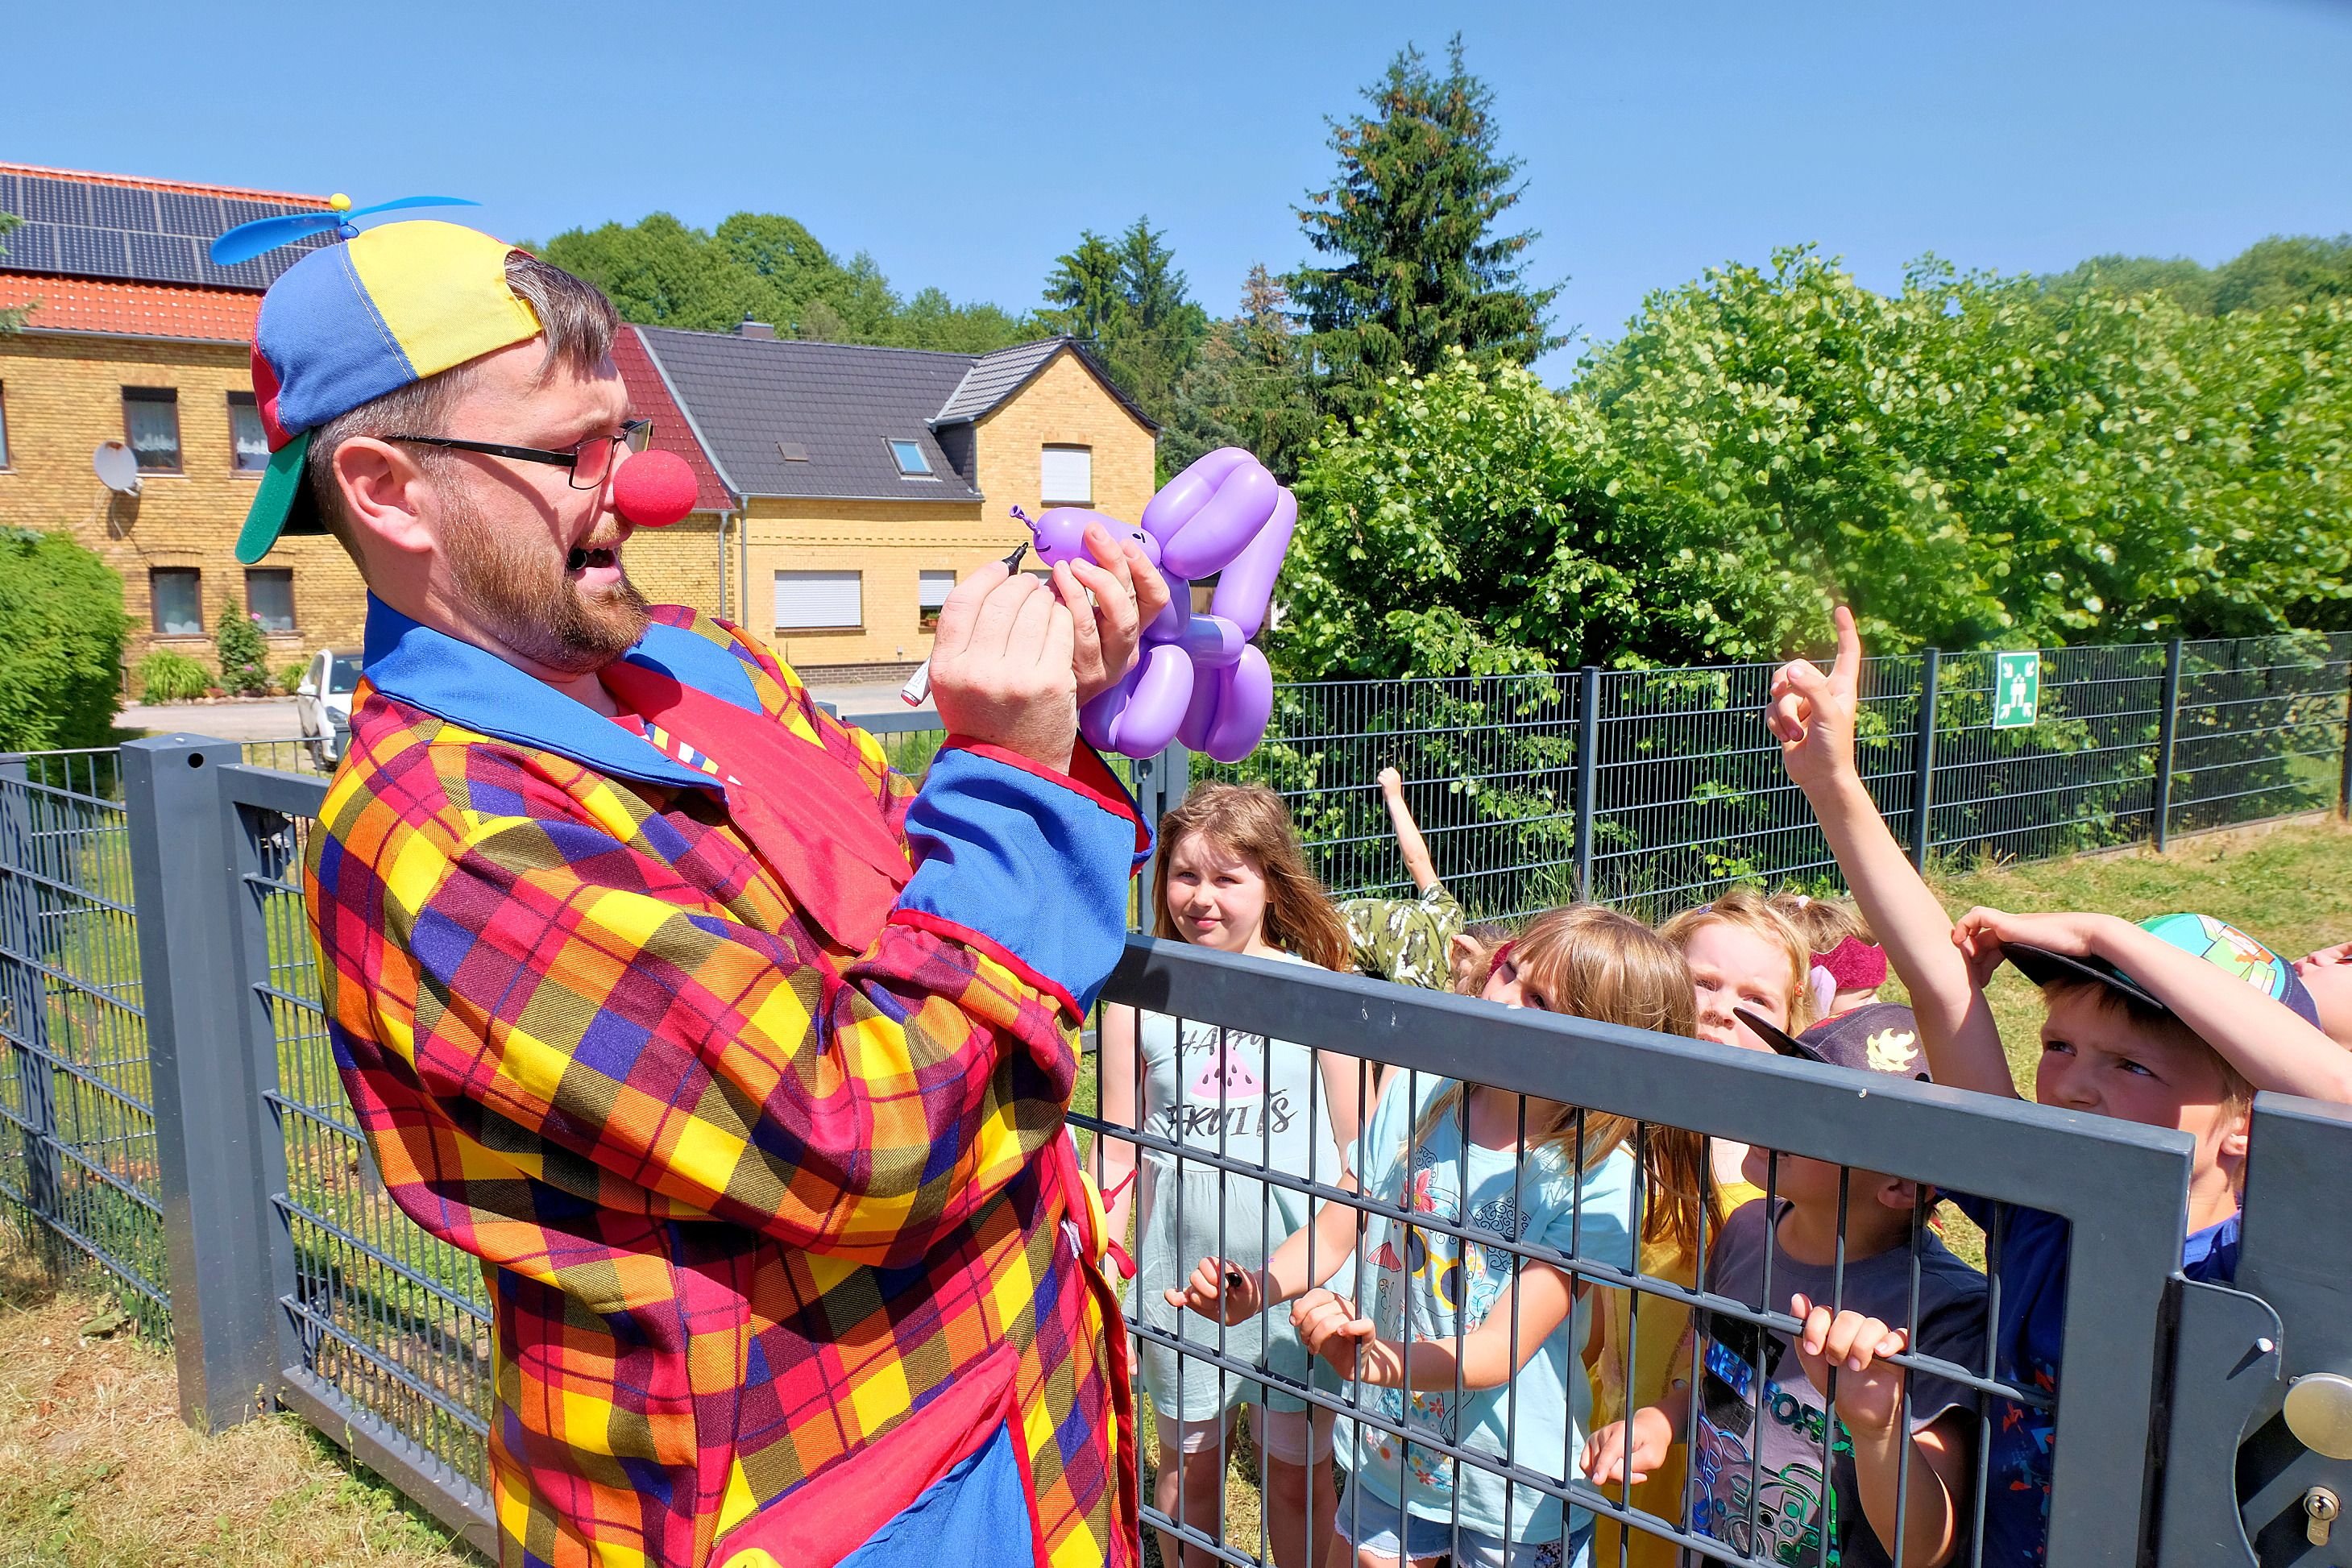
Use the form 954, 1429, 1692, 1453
1831, 604, 1862, 699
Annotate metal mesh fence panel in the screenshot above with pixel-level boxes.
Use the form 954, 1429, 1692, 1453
2168, 633, 2352, 834
0, 748, 168, 1332
243, 805, 495, 1495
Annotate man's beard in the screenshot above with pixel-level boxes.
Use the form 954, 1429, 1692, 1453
442, 486, 649, 676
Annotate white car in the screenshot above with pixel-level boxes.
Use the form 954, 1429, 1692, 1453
294, 648, 361, 767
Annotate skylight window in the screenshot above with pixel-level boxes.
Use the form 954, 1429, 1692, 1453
889, 438, 934, 478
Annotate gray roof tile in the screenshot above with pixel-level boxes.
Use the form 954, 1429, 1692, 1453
636, 329, 987, 502
933, 338, 1068, 425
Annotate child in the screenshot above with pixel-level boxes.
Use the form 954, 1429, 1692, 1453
1660, 890, 1818, 1058
1342, 765, 1498, 990
1585, 1003, 1988, 1568
2292, 940, 2352, 1045
1097, 782, 1366, 1568
1169, 905, 1695, 1568
1769, 606, 2352, 1564
1772, 891, 1891, 1019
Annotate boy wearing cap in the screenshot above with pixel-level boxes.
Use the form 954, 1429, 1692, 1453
259, 222, 1171, 1567
1766, 606, 2352, 1565
1586, 1003, 1988, 1568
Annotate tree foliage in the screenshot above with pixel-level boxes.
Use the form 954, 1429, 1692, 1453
1163, 266, 1322, 482
1039, 217, 1209, 429
539, 211, 1034, 351
1287, 36, 1562, 429
0, 529, 129, 750
1271, 248, 2352, 678
2040, 234, 2352, 317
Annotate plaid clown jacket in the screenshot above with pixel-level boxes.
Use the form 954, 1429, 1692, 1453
306, 597, 1147, 1568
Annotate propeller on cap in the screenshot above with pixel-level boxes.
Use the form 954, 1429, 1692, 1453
209, 193, 481, 267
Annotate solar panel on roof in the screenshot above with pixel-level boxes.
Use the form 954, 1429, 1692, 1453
129, 231, 203, 287
16, 177, 87, 226
60, 226, 128, 277
89, 184, 157, 233
0, 222, 54, 272
156, 191, 224, 238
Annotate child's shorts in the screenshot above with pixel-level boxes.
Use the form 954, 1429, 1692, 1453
1332, 1498, 1593, 1568
1153, 1402, 1336, 1465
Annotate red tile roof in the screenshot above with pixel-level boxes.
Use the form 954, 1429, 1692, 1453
0, 272, 258, 343
614, 326, 737, 512
0, 160, 324, 205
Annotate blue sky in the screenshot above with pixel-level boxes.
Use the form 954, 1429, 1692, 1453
7, 0, 2349, 378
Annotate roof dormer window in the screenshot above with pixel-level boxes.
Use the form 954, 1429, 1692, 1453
888, 438, 935, 479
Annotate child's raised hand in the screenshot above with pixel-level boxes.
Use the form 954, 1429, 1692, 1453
1164, 1258, 1263, 1325
1769, 604, 1865, 798
1790, 1292, 1911, 1435
1290, 1288, 1375, 1379
1377, 765, 1403, 794
1582, 1407, 1674, 1487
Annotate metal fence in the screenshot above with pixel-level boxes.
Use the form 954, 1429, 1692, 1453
1202, 633, 2352, 920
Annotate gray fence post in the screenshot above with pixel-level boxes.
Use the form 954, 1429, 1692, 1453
2154, 637, 2184, 852
1130, 743, 1189, 919
122, 735, 280, 1432
2339, 649, 2352, 820
0, 754, 66, 1268
1573, 666, 1601, 902
1909, 649, 1941, 872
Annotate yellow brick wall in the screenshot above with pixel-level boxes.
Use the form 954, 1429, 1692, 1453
741, 498, 1014, 673
0, 331, 370, 676
971, 349, 1157, 530
625, 512, 725, 619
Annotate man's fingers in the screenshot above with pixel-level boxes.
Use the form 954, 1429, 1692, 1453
1831, 604, 1862, 698
1056, 560, 1105, 674
931, 560, 1008, 663
1081, 521, 1138, 607
966, 570, 1041, 660
1006, 573, 1059, 668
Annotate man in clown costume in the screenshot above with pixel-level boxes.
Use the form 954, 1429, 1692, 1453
245, 222, 1166, 1567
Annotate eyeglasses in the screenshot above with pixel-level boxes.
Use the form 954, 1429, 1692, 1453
386, 418, 653, 489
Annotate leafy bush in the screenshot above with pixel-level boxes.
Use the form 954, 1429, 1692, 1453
136, 649, 212, 704
214, 601, 273, 696
0, 528, 131, 751
277, 660, 309, 695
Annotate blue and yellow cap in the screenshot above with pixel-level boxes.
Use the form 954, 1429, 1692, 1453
2004, 911, 2321, 1027
236, 222, 543, 564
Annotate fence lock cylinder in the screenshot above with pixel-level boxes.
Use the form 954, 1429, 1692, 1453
2286, 1373, 2352, 1461
2307, 1486, 2340, 1548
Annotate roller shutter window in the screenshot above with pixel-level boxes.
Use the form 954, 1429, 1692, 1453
918, 570, 955, 631
1040, 444, 1092, 505
775, 570, 862, 630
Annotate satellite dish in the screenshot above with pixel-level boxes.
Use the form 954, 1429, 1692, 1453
93, 442, 141, 496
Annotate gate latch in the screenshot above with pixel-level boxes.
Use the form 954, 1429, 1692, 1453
2308, 1485, 2341, 1547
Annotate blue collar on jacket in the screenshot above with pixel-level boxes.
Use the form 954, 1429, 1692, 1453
359, 595, 765, 793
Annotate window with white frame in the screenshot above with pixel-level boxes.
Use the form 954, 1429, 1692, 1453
888, 438, 935, 478
918, 570, 955, 631
774, 570, 863, 630
1040, 444, 1092, 505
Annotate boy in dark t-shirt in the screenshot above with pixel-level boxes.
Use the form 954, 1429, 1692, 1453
1587, 1005, 1987, 1568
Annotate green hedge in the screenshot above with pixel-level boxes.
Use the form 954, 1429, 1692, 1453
0, 528, 131, 752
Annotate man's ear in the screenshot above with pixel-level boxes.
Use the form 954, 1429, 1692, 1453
330, 435, 437, 560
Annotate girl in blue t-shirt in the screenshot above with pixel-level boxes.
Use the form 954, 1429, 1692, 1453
1168, 905, 1698, 1568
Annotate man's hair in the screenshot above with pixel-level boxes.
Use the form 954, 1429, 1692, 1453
2040, 976, 2254, 1112
304, 252, 619, 567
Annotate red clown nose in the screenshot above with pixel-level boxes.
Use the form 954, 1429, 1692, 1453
610, 448, 697, 528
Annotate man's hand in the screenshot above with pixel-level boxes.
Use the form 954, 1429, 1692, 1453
1583, 1407, 1675, 1487
1769, 605, 1865, 801
1060, 521, 1172, 707
1165, 1257, 1265, 1325
930, 561, 1076, 774
1291, 1288, 1377, 1380
1790, 1292, 1911, 1436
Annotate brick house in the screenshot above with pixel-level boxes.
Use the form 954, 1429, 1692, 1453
620, 324, 1159, 680
0, 162, 367, 674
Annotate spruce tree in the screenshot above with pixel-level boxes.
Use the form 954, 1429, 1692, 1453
1288, 36, 1562, 427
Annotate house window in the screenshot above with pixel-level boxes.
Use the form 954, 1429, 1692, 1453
918, 570, 955, 632
888, 438, 934, 478
245, 568, 296, 633
151, 568, 203, 636
1040, 444, 1092, 505
0, 383, 10, 469
774, 570, 862, 630
227, 392, 269, 473
123, 388, 182, 473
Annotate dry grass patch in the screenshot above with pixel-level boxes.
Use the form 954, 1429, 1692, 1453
0, 1242, 475, 1568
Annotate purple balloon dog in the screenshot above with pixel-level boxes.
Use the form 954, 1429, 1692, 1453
1021, 446, 1296, 764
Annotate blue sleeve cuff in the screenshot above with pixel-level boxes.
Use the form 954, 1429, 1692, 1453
894, 741, 1149, 1014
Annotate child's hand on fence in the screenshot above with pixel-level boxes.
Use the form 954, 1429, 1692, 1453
1291, 1288, 1376, 1379
1790, 1292, 1911, 1435
1165, 1258, 1263, 1325
1582, 1407, 1674, 1487
1769, 604, 1865, 799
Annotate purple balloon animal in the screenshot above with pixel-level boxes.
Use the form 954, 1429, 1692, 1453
1022, 447, 1296, 763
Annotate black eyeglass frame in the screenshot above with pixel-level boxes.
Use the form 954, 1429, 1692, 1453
385, 418, 654, 489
